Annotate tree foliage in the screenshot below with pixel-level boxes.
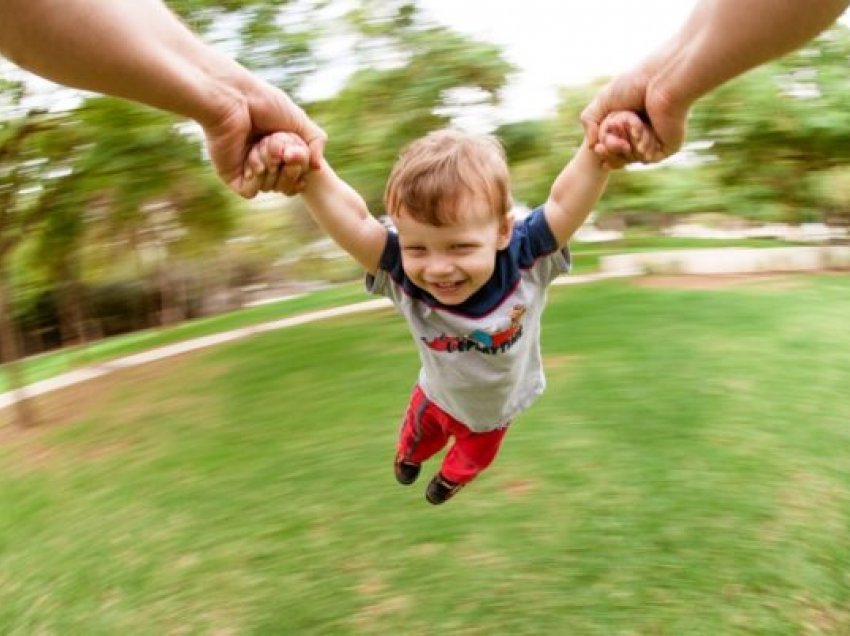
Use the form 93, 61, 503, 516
688, 24, 850, 222
4, 0, 850, 372
309, 0, 514, 211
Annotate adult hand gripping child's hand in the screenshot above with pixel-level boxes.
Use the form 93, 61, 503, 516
245, 132, 312, 196
593, 111, 663, 170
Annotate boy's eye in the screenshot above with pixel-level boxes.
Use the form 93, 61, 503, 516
451, 244, 477, 251
403, 246, 426, 253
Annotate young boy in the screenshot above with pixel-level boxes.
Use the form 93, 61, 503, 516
248, 114, 655, 504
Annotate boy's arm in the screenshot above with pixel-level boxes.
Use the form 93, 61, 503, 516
247, 132, 387, 274
544, 143, 609, 248
546, 111, 657, 245
301, 162, 388, 275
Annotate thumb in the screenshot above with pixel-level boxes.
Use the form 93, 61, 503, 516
305, 125, 327, 170
288, 107, 326, 169
580, 95, 606, 148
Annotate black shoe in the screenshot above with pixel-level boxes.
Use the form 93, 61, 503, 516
394, 457, 421, 485
425, 473, 464, 505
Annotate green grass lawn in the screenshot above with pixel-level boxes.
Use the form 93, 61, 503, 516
3, 274, 850, 634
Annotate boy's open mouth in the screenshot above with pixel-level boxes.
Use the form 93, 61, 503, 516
430, 281, 464, 292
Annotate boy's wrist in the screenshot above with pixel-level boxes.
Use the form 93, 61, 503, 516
579, 140, 610, 172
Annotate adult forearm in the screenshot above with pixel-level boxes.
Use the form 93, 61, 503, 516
650, 0, 849, 109
0, 0, 246, 127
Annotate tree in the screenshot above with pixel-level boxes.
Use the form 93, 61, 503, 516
0, 91, 69, 427
63, 97, 237, 327
170, 0, 323, 95
689, 24, 850, 222
308, 1, 514, 212
499, 81, 602, 210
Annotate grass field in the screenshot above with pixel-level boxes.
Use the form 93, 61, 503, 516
2, 273, 850, 634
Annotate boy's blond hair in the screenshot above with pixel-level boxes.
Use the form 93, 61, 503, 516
384, 128, 512, 226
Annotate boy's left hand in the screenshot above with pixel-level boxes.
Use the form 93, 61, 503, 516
593, 111, 663, 169
245, 131, 311, 196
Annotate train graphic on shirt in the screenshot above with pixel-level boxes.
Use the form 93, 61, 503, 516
421, 304, 527, 355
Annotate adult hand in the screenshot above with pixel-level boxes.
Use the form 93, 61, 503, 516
581, 67, 689, 165
203, 81, 326, 199
594, 110, 663, 170
581, 0, 850, 166
244, 131, 311, 197
0, 0, 326, 199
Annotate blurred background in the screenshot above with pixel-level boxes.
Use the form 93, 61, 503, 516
2, 0, 850, 371
5, 3, 850, 632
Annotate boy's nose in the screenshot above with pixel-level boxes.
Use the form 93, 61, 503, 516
425, 255, 453, 276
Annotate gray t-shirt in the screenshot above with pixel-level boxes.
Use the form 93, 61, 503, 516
366, 206, 570, 432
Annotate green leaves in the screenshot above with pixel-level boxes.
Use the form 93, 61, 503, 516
310, 1, 513, 212
685, 24, 850, 221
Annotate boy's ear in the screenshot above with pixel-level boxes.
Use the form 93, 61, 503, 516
497, 214, 514, 250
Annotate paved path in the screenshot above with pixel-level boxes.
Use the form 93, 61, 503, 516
0, 271, 632, 412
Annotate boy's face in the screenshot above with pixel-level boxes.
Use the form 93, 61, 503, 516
395, 198, 513, 306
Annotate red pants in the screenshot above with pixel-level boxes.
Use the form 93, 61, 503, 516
397, 386, 508, 485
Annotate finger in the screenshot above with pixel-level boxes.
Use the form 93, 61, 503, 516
619, 115, 643, 162
580, 95, 605, 147
592, 141, 610, 161
243, 144, 261, 184
299, 112, 326, 159
237, 146, 269, 197
282, 162, 304, 186
291, 105, 326, 169
630, 120, 654, 161
628, 118, 643, 146
260, 135, 280, 171
259, 157, 280, 191
277, 172, 306, 197
276, 133, 309, 187
306, 132, 326, 171
282, 140, 310, 175
262, 134, 289, 173
602, 133, 631, 155
629, 116, 663, 163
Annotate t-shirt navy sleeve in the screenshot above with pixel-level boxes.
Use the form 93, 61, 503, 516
510, 205, 571, 285
365, 230, 429, 302
378, 230, 401, 272
512, 205, 560, 267
365, 231, 398, 296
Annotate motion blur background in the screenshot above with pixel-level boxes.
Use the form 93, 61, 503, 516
2, 0, 849, 360
4, 3, 850, 633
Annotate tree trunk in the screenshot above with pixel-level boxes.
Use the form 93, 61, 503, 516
158, 265, 184, 326
56, 265, 86, 348
0, 274, 39, 428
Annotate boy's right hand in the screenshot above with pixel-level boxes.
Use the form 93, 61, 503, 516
245, 131, 312, 196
